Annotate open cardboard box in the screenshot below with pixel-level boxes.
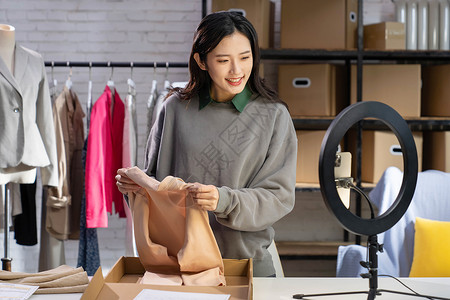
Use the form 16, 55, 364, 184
81, 257, 253, 300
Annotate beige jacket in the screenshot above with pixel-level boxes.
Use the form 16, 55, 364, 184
0, 44, 57, 186
46, 87, 85, 240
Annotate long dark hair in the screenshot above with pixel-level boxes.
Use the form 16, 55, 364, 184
169, 11, 284, 105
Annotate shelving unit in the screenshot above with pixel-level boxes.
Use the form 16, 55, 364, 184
204, 0, 450, 275
286, 116, 450, 131
261, 0, 450, 252
262, 48, 450, 61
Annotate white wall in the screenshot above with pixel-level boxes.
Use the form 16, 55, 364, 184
0, 0, 395, 274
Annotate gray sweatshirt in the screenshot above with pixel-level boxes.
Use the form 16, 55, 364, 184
144, 91, 297, 277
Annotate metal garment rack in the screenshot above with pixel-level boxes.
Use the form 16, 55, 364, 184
2, 0, 206, 272
1, 60, 190, 271
43, 61, 188, 68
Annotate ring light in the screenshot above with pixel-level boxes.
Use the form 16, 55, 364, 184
295, 103, 448, 300
319, 101, 418, 236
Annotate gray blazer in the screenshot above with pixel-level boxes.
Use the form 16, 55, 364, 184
0, 44, 58, 186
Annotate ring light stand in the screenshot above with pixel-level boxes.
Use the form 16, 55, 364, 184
293, 101, 449, 300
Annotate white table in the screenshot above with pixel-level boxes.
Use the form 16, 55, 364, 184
253, 277, 450, 300
30, 277, 450, 299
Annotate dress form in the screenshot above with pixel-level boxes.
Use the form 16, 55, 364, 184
0, 25, 15, 73
0, 24, 36, 185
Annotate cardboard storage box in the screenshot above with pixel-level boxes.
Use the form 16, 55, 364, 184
350, 64, 421, 118
278, 64, 347, 117
422, 64, 450, 117
296, 130, 329, 183
82, 257, 253, 300
212, 0, 274, 49
281, 0, 357, 49
423, 131, 450, 172
296, 130, 346, 184
364, 22, 406, 50
351, 131, 423, 183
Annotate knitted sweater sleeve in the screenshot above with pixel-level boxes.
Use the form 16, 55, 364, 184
214, 108, 297, 232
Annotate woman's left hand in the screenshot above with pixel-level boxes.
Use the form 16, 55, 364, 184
187, 183, 219, 211
116, 168, 141, 195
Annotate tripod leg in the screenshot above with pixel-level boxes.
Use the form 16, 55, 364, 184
293, 291, 370, 299
367, 288, 378, 300
367, 235, 379, 299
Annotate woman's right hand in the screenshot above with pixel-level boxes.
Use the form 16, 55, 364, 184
116, 168, 141, 195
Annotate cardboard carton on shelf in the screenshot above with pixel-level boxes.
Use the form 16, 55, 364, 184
296, 130, 346, 184
211, 0, 274, 49
350, 130, 423, 183
364, 22, 406, 50
296, 130, 325, 184
278, 64, 347, 117
423, 131, 450, 172
422, 64, 450, 117
81, 256, 253, 300
350, 64, 421, 118
281, 0, 357, 49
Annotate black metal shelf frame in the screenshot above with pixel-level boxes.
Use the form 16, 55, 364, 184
261, 0, 450, 244
292, 118, 450, 131
261, 48, 450, 61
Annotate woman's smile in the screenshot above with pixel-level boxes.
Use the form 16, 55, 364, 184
226, 76, 244, 86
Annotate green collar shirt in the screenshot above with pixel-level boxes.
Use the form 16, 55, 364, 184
198, 84, 253, 112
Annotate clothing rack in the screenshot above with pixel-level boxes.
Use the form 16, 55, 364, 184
44, 61, 188, 68
1, 60, 190, 271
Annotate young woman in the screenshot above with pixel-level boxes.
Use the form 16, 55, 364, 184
117, 11, 297, 277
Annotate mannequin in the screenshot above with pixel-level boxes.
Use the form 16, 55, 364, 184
0, 24, 15, 74
0, 24, 60, 271
0, 24, 37, 184
0, 24, 19, 271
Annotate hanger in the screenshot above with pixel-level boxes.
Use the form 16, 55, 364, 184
87, 62, 93, 131
164, 62, 170, 90
130, 61, 134, 80
51, 61, 57, 88
49, 61, 58, 99
147, 62, 158, 109
65, 62, 72, 90
107, 62, 115, 89
127, 61, 136, 90
107, 61, 115, 102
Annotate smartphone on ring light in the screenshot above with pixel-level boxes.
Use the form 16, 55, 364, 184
334, 152, 352, 209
